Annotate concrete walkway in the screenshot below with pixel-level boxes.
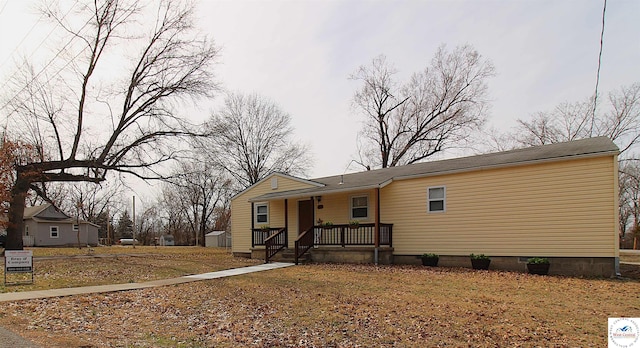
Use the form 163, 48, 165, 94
0, 262, 294, 302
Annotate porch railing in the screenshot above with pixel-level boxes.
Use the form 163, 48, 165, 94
252, 228, 285, 247
264, 228, 287, 263
294, 227, 314, 265
293, 223, 393, 264
313, 223, 392, 246
254, 224, 393, 264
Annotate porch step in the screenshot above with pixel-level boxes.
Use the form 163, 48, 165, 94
269, 249, 310, 264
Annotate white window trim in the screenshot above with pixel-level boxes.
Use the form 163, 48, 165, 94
72, 224, 79, 232
427, 186, 446, 213
350, 194, 369, 220
50, 226, 60, 239
254, 202, 269, 226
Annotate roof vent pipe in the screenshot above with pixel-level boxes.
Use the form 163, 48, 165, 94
339, 175, 344, 185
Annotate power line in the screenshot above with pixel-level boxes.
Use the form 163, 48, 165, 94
0, 12, 47, 69
0, 1, 8, 16
590, 0, 607, 136
0, 1, 90, 118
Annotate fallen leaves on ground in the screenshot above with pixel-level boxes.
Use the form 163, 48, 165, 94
0, 262, 638, 347
1, 247, 260, 293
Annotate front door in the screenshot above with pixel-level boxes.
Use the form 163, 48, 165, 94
298, 199, 314, 235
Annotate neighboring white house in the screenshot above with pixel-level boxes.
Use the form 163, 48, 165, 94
23, 204, 99, 247
205, 231, 230, 247
159, 234, 175, 246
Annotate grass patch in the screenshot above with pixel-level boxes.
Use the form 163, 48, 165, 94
0, 260, 638, 347
0, 247, 259, 293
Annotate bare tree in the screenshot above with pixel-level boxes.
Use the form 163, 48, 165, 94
1, 0, 219, 249
513, 83, 640, 154
136, 205, 160, 246
350, 45, 495, 169
620, 161, 640, 249
205, 91, 311, 189
157, 185, 190, 245
166, 160, 233, 246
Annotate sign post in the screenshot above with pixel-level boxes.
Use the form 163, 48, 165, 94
4, 250, 34, 285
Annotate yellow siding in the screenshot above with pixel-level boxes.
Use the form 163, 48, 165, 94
315, 189, 377, 225
381, 156, 618, 257
231, 175, 319, 253
293, 190, 378, 248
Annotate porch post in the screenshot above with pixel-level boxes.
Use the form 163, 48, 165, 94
374, 187, 380, 265
284, 199, 288, 247
251, 202, 255, 248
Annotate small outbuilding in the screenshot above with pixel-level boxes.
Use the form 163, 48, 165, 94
159, 234, 175, 246
205, 231, 230, 247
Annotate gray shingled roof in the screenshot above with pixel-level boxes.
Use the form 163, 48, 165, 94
23, 204, 51, 219
248, 137, 618, 202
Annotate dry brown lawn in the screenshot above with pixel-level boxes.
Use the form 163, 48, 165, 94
0, 248, 638, 347
1, 246, 259, 292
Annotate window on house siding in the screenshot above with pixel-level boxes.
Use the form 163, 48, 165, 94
351, 195, 369, 219
50, 226, 59, 238
255, 203, 269, 225
25, 225, 29, 236
73, 224, 79, 232
428, 186, 446, 212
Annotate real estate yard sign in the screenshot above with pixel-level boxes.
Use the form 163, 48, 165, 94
4, 250, 34, 285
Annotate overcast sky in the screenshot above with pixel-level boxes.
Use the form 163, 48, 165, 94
0, 0, 638, 195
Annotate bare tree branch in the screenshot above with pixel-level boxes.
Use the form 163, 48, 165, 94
350, 45, 494, 169
1, 0, 219, 250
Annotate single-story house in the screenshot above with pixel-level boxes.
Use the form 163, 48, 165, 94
231, 137, 620, 277
23, 204, 99, 247
205, 231, 230, 247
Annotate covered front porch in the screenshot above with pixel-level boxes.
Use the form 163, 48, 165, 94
252, 222, 393, 264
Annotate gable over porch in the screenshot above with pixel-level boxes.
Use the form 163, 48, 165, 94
229, 170, 397, 264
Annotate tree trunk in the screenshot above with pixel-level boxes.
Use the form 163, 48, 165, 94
6, 172, 30, 250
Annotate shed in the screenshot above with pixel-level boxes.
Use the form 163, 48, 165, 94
205, 231, 230, 247
159, 234, 175, 246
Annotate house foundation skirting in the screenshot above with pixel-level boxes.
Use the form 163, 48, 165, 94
310, 247, 394, 264
243, 248, 616, 277
249, 247, 394, 264
394, 255, 617, 277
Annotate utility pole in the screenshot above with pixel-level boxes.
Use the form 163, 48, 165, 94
106, 208, 111, 246
132, 196, 136, 249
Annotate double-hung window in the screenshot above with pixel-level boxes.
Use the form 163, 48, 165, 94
255, 203, 269, 225
428, 186, 446, 213
50, 226, 59, 238
351, 195, 369, 220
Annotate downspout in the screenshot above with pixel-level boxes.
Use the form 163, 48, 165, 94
374, 187, 380, 265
